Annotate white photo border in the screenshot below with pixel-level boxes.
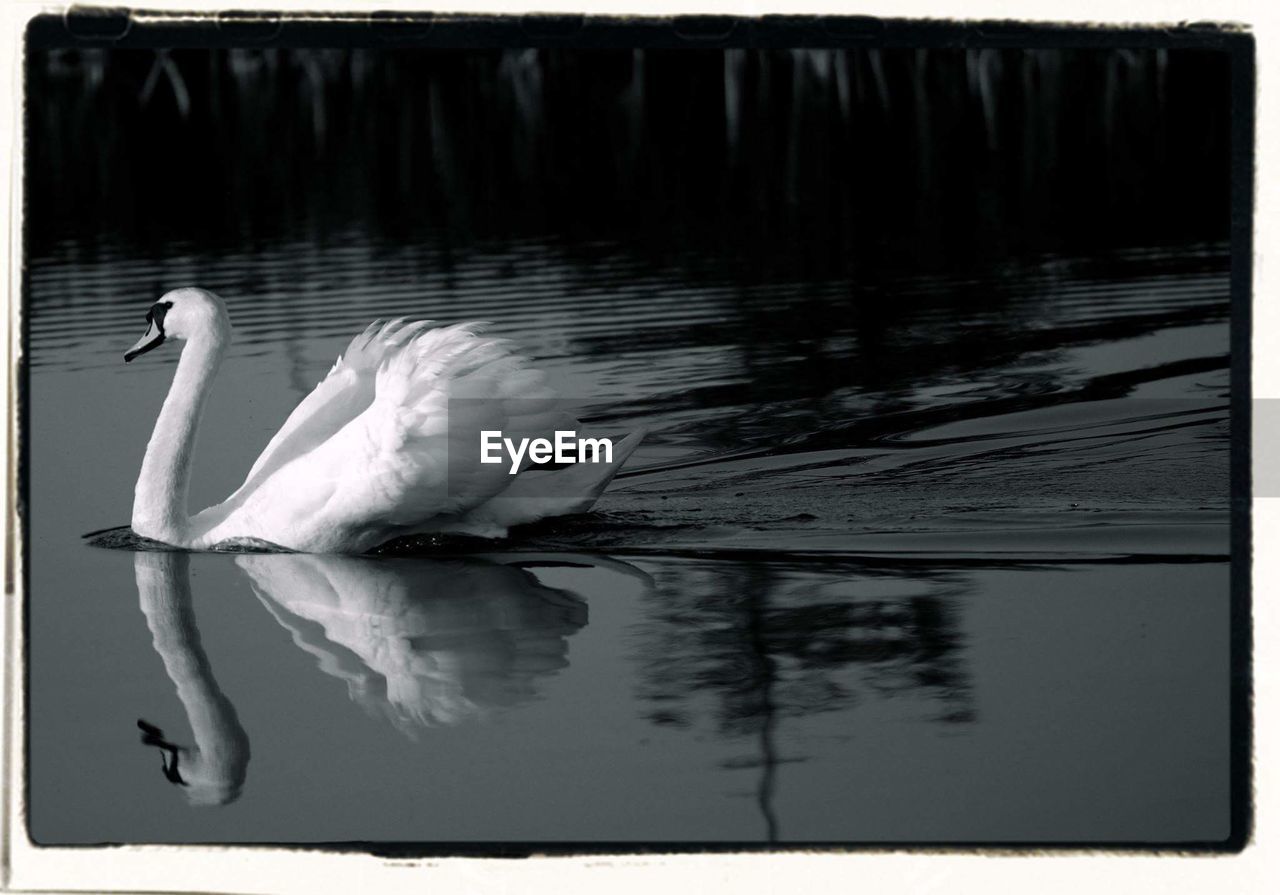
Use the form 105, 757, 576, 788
2, 2, 1273, 893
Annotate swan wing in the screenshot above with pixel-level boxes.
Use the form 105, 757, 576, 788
327, 323, 563, 531
219, 322, 564, 550
234, 319, 437, 499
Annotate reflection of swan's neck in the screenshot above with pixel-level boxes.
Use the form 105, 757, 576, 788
135, 551, 249, 805
132, 331, 228, 545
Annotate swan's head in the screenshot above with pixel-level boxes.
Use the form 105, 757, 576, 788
124, 287, 230, 363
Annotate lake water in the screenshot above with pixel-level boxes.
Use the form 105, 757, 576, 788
25, 232, 1232, 847
22, 43, 1240, 849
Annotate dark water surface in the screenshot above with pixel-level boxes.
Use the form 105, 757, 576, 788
25, 45, 1234, 847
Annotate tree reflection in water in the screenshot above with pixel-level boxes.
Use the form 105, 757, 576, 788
632, 558, 973, 840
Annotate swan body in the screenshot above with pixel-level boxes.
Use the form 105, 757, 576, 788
126, 288, 642, 553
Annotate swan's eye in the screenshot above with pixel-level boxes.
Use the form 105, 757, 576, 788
145, 301, 173, 333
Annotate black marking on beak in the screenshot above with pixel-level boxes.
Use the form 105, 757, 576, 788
124, 301, 173, 363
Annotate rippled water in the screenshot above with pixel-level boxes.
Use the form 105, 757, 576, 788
25, 230, 1232, 846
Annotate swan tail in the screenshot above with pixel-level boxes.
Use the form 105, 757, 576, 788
458, 428, 647, 531
559, 427, 647, 509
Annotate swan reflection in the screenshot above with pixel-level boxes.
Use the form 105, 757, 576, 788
135, 548, 645, 803
236, 553, 634, 736
134, 550, 251, 806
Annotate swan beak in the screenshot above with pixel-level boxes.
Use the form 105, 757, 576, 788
124, 321, 166, 362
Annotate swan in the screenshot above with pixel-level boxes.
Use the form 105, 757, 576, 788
124, 287, 644, 553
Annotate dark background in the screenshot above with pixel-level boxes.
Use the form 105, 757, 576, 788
28, 43, 1230, 281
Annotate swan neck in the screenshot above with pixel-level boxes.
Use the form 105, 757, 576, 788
132, 333, 227, 545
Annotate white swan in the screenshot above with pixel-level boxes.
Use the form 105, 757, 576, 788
124, 287, 643, 553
